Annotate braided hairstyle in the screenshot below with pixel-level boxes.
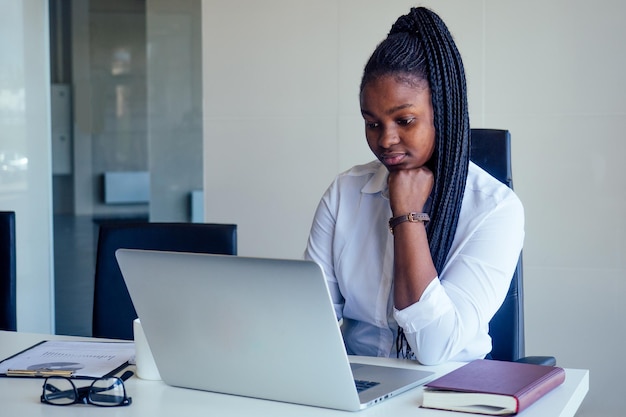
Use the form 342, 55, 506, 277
360, 7, 470, 274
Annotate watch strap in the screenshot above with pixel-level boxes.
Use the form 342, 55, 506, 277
388, 212, 430, 234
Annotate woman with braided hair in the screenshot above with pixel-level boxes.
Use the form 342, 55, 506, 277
304, 7, 524, 365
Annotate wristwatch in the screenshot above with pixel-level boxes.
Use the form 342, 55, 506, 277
388, 212, 430, 234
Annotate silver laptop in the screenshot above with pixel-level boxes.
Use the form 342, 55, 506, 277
116, 249, 434, 411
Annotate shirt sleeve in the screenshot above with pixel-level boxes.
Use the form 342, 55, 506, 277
304, 184, 345, 320
393, 191, 524, 365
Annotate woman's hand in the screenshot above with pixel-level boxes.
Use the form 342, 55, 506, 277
388, 166, 434, 215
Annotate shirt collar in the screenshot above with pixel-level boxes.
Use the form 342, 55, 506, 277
361, 162, 390, 199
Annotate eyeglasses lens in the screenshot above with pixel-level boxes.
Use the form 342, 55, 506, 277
43, 377, 77, 405
88, 377, 127, 406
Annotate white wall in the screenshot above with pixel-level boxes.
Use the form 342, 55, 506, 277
202, 1, 624, 415
0, 0, 54, 333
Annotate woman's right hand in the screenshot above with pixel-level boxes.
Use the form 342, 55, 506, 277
388, 167, 434, 215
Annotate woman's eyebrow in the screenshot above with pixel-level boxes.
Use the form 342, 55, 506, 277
385, 103, 414, 115
361, 103, 414, 117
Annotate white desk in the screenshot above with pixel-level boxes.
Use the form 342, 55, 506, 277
0, 331, 588, 416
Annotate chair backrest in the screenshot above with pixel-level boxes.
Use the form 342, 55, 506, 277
0, 211, 17, 331
92, 222, 237, 340
469, 128, 525, 361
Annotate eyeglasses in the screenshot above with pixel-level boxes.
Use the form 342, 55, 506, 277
41, 370, 133, 407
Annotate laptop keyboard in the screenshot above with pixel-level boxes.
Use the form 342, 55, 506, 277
354, 379, 380, 393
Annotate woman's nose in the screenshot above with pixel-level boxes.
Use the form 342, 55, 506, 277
379, 126, 400, 148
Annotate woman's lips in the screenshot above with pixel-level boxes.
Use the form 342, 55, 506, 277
380, 152, 406, 166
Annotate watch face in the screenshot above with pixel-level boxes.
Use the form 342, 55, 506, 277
409, 213, 430, 223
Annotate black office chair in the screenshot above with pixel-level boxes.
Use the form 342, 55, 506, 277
470, 129, 555, 366
92, 222, 237, 340
0, 211, 17, 331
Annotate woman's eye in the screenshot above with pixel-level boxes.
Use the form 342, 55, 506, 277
397, 118, 414, 126
365, 121, 379, 129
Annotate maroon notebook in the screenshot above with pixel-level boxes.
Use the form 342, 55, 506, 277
422, 359, 566, 415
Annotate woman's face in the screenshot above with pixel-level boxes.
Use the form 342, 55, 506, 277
360, 74, 435, 172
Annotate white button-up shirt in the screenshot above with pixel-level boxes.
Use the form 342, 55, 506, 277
304, 160, 524, 365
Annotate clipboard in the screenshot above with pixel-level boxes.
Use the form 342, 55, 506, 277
0, 340, 135, 379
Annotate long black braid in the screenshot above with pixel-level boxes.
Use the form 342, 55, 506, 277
360, 7, 470, 358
